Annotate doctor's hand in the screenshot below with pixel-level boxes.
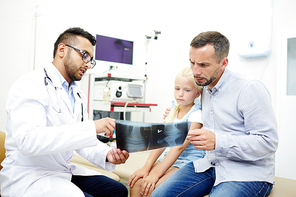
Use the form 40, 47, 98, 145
187, 128, 216, 151
106, 148, 129, 165
94, 117, 115, 136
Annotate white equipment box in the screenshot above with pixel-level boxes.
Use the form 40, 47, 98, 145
94, 80, 144, 103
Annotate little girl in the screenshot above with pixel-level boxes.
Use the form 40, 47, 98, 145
128, 67, 205, 197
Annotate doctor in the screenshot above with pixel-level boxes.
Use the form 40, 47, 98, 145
0, 27, 129, 197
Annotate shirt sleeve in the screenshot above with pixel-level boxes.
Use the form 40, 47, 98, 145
215, 80, 278, 161
188, 110, 203, 124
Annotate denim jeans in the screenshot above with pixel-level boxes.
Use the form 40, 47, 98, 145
151, 162, 273, 197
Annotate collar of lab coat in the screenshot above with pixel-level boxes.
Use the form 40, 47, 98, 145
45, 63, 78, 117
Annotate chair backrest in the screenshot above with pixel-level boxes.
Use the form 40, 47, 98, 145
0, 132, 6, 170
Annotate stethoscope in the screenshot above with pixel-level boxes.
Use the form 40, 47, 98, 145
43, 68, 84, 121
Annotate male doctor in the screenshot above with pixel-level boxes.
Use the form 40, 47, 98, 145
0, 27, 129, 197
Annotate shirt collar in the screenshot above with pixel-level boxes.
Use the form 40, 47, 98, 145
52, 66, 77, 92
205, 67, 230, 95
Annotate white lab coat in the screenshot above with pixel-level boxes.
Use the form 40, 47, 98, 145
0, 63, 114, 197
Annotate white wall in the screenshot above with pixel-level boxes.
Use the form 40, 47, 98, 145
1, 0, 296, 179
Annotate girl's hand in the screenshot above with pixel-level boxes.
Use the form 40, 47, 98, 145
163, 107, 172, 120
140, 173, 160, 196
128, 168, 149, 188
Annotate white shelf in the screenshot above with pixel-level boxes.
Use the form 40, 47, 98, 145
93, 101, 157, 113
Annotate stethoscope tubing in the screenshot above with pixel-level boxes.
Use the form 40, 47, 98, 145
43, 68, 83, 121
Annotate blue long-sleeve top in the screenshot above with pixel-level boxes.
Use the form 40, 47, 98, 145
193, 68, 278, 186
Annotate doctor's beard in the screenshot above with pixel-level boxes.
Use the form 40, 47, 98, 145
64, 55, 83, 82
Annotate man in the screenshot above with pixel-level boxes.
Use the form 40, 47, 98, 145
152, 31, 278, 197
0, 27, 129, 197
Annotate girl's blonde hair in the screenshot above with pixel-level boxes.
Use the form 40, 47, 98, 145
166, 67, 202, 123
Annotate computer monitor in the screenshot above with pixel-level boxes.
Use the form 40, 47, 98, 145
95, 34, 133, 65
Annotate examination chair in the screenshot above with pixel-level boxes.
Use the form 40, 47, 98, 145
0, 131, 6, 197
0, 132, 5, 171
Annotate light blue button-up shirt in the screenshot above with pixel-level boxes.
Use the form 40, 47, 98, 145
53, 67, 77, 113
193, 68, 278, 186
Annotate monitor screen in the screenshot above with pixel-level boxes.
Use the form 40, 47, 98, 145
127, 84, 143, 98
95, 34, 133, 65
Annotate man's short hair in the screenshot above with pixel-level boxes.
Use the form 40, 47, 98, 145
53, 27, 96, 58
190, 31, 230, 63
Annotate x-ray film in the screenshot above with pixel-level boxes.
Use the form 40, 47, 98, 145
116, 120, 191, 152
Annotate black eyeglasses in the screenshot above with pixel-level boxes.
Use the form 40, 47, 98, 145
65, 45, 96, 69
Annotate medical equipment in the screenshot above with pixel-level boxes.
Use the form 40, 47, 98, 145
93, 80, 144, 103
43, 68, 84, 121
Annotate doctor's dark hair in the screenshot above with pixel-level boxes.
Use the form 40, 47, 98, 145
53, 27, 96, 58
190, 31, 229, 63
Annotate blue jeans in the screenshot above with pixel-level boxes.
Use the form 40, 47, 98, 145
71, 175, 128, 197
151, 162, 273, 197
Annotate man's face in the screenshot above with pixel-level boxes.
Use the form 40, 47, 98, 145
189, 45, 226, 91
64, 36, 94, 82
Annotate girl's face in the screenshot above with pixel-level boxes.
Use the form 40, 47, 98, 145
174, 75, 200, 107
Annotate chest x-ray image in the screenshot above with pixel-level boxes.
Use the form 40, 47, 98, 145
116, 120, 191, 152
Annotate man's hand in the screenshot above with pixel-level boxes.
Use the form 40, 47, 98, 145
187, 128, 216, 151
94, 117, 115, 136
106, 148, 129, 165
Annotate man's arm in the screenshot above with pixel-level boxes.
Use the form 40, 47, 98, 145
188, 81, 278, 161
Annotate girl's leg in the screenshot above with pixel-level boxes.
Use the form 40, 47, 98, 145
145, 166, 179, 197
130, 177, 144, 197
130, 162, 160, 197
131, 162, 178, 197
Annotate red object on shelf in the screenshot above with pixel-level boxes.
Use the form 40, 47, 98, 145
111, 102, 157, 107
109, 101, 157, 111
